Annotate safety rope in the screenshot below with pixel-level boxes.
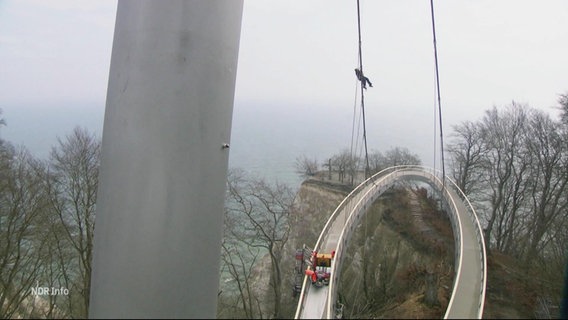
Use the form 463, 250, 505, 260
433, 74, 437, 182
350, 76, 365, 186
350, 76, 361, 166
356, 0, 371, 179
430, 0, 446, 188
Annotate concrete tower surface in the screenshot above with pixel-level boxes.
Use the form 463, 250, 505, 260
89, 1, 243, 318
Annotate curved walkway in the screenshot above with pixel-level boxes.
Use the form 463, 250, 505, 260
294, 166, 487, 319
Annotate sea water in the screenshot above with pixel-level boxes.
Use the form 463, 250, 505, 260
228, 101, 362, 190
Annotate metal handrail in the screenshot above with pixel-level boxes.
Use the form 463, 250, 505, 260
325, 166, 465, 319
294, 167, 397, 319
444, 174, 487, 318
295, 165, 486, 319
326, 169, 401, 318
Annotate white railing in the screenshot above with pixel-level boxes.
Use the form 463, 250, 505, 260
326, 168, 401, 318
444, 174, 487, 319
295, 165, 486, 319
294, 167, 398, 319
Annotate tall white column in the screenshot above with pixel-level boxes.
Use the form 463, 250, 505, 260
89, 1, 243, 318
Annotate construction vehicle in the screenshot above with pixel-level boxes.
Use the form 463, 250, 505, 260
293, 245, 337, 296
304, 250, 335, 287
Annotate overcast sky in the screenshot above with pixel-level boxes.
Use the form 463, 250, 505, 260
1, 1, 567, 164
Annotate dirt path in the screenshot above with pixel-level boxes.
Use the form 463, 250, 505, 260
407, 189, 445, 243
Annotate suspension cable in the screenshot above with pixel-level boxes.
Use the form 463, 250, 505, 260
350, 77, 364, 185
356, 0, 371, 179
433, 71, 438, 181
350, 75, 359, 161
430, 0, 446, 188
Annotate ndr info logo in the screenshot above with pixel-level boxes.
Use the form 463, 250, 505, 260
31, 281, 69, 296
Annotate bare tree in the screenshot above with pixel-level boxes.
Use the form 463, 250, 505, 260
330, 149, 360, 185
37, 220, 72, 318
447, 120, 486, 196
224, 169, 296, 318
331, 149, 349, 183
449, 102, 568, 267
443, 101, 568, 300
219, 171, 264, 319
47, 127, 100, 318
367, 147, 421, 177
538, 207, 568, 291
367, 150, 386, 175
0, 142, 49, 319
558, 92, 568, 126
523, 110, 568, 265
383, 147, 421, 167
294, 155, 319, 178
219, 236, 263, 319
478, 104, 530, 253
322, 158, 333, 180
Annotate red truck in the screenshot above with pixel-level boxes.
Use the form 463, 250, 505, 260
305, 251, 335, 287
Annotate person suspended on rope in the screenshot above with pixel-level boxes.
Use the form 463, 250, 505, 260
354, 68, 373, 90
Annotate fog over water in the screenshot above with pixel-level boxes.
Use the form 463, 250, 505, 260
2, 97, 439, 190
229, 100, 438, 188
1, 102, 104, 158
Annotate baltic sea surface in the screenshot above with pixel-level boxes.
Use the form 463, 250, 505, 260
229, 101, 435, 189
3, 100, 434, 190
3, 102, 352, 190
229, 102, 358, 189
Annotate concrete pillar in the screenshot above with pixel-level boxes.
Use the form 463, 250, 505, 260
89, 1, 243, 318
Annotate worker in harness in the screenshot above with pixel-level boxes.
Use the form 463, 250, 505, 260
355, 68, 373, 90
